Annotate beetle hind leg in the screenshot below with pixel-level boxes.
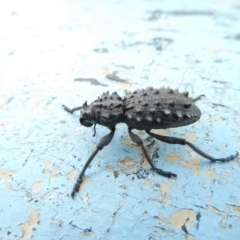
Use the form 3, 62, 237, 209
128, 128, 177, 178
146, 130, 239, 162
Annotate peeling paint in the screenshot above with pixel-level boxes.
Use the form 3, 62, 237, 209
66, 170, 77, 180
227, 204, 240, 215
179, 151, 201, 176
31, 181, 44, 193
20, 208, 40, 240
0, 169, 16, 181
166, 153, 181, 163
204, 170, 217, 179
169, 209, 196, 229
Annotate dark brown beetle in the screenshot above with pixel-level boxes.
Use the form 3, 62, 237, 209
62, 86, 238, 198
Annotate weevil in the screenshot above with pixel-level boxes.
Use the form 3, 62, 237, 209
62, 86, 239, 198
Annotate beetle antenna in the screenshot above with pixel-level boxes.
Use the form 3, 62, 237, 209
62, 105, 83, 114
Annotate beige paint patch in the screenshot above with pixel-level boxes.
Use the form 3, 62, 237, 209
180, 151, 201, 176
204, 170, 217, 179
144, 178, 152, 188
170, 209, 196, 229
31, 181, 44, 193
50, 167, 61, 179
166, 153, 181, 163
158, 182, 172, 204
159, 182, 172, 194
117, 157, 139, 174
206, 205, 227, 217
220, 172, 229, 177
159, 195, 172, 205
44, 160, 53, 173
28, 94, 49, 111
158, 213, 167, 222
227, 204, 240, 214
78, 176, 92, 203
181, 132, 198, 143
152, 129, 170, 136
66, 170, 77, 180
20, 208, 40, 240
79, 176, 92, 191
0, 169, 16, 181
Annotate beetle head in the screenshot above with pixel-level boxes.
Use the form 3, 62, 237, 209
80, 101, 95, 127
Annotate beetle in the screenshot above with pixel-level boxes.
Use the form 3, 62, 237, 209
62, 86, 239, 198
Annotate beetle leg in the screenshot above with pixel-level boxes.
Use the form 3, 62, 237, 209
192, 94, 205, 102
128, 128, 177, 178
62, 105, 83, 114
71, 127, 116, 199
146, 130, 239, 162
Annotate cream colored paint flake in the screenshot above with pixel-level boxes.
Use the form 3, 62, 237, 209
170, 209, 196, 229
66, 170, 77, 180
31, 181, 44, 193
145, 178, 152, 188
159, 195, 172, 205
28, 94, 49, 111
44, 160, 53, 173
0, 169, 16, 181
152, 129, 170, 136
227, 204, 240, 214
50, 167, 61, 179
204, 170, 217, 179
20, 208, 40, 240
166, 153, 181, 163
117, 157, 139, 175
180, 151, 201, 176
181, 132, 198, 143
158, 213, 167, 222
159, 182, 172, 195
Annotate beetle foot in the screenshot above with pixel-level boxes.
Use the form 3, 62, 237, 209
71, 177, 83, 199
155, 169, 177, 178
214, 151, 239, 162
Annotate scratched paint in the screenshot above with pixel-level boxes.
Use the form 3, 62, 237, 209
1, 0, 240, 239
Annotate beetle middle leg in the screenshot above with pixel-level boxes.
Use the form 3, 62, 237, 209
146, 130, 239, 162
128, 128, 177, 178
71, 127, 116, 198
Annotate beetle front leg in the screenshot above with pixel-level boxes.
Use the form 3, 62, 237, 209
71, 127, 116, 199
146, 130, 239, 162
128, 128, 177, 178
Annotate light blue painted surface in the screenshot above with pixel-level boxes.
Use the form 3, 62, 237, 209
0, 0, 240, 239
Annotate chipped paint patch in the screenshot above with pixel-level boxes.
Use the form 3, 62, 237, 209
50, 167, 61, 179
169, 209, 196, 229
227, 204, 240, 215
116, 157, 139, 174
158, 182, 172, 204
158, 213, 168, 223
204, 170, 217, 179
20, 208, 40, 240
180, 151, 201, 176
0, 169, 16, 181
166, 153, 181, 163
152, 129, 170, 136
31, 181, 44, 193
66, 170, 77, 180
144, 178, 152, 188
181, 132, 198, 143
